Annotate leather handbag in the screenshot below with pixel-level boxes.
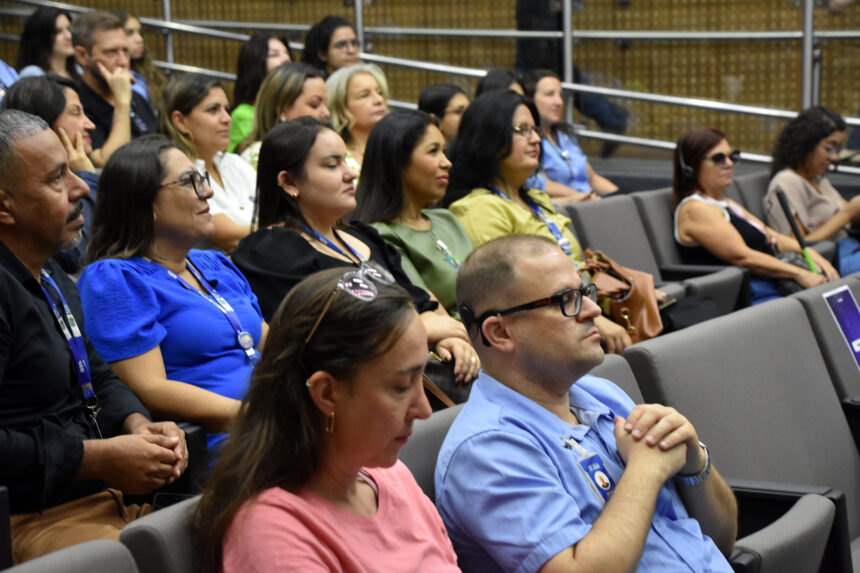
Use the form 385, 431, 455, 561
423, 352, 472, 410
580, 249, 663, 343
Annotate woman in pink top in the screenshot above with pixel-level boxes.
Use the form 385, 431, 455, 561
194, 267, 460, 573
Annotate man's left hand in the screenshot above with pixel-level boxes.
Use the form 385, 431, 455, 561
124, 414, 188, 483
622, 404, 705, 476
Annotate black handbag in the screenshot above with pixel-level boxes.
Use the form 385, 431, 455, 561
423, 353, 472, 411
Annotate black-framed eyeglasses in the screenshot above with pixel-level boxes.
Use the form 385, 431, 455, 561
707, 150, 741, 166
300, 262, 395, 371
160, 170, 211, 198
332, 38, 360, 50
512, 123, 543, 139
472, 284, 598, 346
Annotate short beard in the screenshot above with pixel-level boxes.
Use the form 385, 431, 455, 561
60, 230, 82, 252
86, 60, 110, 93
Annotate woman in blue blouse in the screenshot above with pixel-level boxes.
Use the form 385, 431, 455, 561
522, 69, 618, 203
79, 136, 267, 452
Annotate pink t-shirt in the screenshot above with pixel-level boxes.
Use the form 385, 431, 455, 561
222, 461, 461, 572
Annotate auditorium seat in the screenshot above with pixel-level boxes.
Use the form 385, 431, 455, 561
624, 297, 860, 572
399, 404, 464, 500
120, 496, 199, 573
563, 194, 746, 314
4, 540, 138, 573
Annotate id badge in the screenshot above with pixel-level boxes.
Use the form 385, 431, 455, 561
578, 454, 616, 503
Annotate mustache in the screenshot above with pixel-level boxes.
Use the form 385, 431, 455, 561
66, 202, 83, 223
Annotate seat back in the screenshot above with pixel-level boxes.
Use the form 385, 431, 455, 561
631, 188, 681, 268
790, 276, 860, 399
623, 298, 860, 539
7, 540, 138, 573
120, 496, 199, 573
589, 354, 643, 404
399, 404, 464, 500
562, 195, 662, 278
731, 171, 771, 220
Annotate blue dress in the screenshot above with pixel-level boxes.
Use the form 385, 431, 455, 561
78, 250, 263, 450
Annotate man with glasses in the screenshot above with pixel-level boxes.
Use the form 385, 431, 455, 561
0, 111, 187, 564
435, 235, 737, 572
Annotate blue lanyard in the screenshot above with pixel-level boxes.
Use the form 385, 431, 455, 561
488, 186, 573, 257
163, 261, 259, 366
40, 271, 102, 436
305, 226, 366, 264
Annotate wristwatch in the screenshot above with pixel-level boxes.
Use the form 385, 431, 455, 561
675, 441, 711, 487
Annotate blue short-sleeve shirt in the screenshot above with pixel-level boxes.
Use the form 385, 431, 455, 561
435, 371, 731, 573
78, 250, 263, 449
541, 131, 591, 194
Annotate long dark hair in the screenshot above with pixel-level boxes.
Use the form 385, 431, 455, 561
17, 7, 77, 78
193, 267, 415, 573
771, 105, 847, 178
87, 136, 176, 262
352, 110, 437, 224
255, 116, 330, 229
672, 127, 727, 207
0, 75, 75, 128
110, 10, 167, 105
233, 34, 293, 108
475, 67, 523, 97
302, 15, 354, 74
443, 89, 539, 207
418, 83, 466, 118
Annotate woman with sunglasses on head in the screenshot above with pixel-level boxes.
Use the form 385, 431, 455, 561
302, 16, 360, 78
521, 69, 618, 204
78, 136, 266, 454
764, 106, 860, 275
352, 110, 472, 320
232, 117, 479, 383
239, 62, 330, 170
674, 127, 837, 305
194, 268, 459, 573
161, 73, 258, 252
443, 89, 633, 354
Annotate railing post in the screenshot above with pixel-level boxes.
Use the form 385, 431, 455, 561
562, 0, 574, 124
162, 0, 175, 64
800, 0, 814, 109
811, 47, 822, 106
354, 0, 365, 52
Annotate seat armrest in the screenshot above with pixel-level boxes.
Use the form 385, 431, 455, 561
840, 397, 860, 456
170, 422, 208, 494
660, 263, 736, 280
732, 493, 835, 573
727, 479, 852, 573
0, 485, 11, 570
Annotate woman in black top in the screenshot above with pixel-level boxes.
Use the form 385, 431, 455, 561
673, 127, 837, 304
233, 117, 479, 382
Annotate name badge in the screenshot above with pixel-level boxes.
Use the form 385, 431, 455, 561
578, 454, 617, 503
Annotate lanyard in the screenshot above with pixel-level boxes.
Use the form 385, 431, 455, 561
40, 271, 102, 435
165, 261, 260, 366
305, 226, 365, 264
427, 225, 462, 271
488, 186, 574, 258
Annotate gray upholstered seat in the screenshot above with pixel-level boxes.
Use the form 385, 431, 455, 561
399, 404, 464, 500
589, 353, 643, 403
5, 540, 138, 573
563, 194, 745, 314
120, 496, 199, 573
624, 297, 860, 572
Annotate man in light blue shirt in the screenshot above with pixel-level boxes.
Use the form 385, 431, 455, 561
436, 235, 737, 572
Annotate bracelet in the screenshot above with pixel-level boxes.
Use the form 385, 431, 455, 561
675, 441, 711, 487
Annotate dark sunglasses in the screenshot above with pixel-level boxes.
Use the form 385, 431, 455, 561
472, 284, 598, 346
707, 150, 741, 166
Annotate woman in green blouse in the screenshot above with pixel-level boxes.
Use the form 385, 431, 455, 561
352, 110, 472, 318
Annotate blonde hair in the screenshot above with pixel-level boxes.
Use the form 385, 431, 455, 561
325, 63, 389, 143
249, 62, 324, 144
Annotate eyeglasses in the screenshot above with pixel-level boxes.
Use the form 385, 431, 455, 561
707, 150, 741, 166
160, 170, 211, 198
512, 123, 542, 139
300, 262, 395, 371
821, 143, 843, 158
332, 38, 360, 50
472, 284, 598, 346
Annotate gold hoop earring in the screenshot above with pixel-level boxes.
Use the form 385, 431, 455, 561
326, 411, 335, 434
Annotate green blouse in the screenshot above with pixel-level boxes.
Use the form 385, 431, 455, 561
372, 209, 473, 319
228, 103, 254, 154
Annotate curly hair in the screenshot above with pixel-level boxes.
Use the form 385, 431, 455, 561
771, 105, 846, 178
